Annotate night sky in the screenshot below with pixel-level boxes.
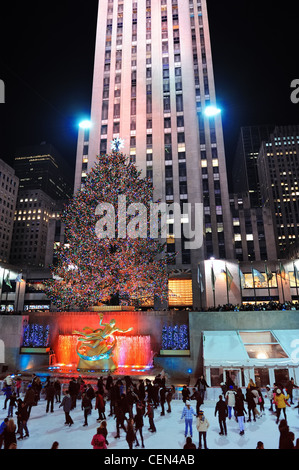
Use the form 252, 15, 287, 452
0, 0, 298, 188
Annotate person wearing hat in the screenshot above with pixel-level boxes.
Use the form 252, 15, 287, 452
181, 400, 197, 438
196, 410, 210, 449
274, 388, 290, 424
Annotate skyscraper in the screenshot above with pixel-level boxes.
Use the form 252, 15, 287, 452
74, 0, 234, 308
257, 125, 299, 259
0, 159, 19, 264
10, 143, 73, 268
232, 126, 274, 207
14, 142, 73, 200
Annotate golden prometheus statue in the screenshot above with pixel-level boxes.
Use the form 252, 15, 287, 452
73, 313, 133, 370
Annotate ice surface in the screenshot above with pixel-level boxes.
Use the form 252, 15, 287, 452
1, 393, 298, 450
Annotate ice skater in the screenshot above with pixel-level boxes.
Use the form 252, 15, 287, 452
265, 385, 274, 411
7, 392, 17, 418
181, 400, 197, 438
82, 392, 92, 426
59, 390, 74, 427
194, 375, 209, 404
45, 381, 55, 413
145, 401, 156, 433
190, 387, 203, 414
196, 410, 209, 449
126, 418, 137, 450
134, 401, 145, 448
274, 388, 290, 424
214, 394, 228, 435
17, 402, 29, 439
114, 402, 127, 438
95, 390, 106, 421
235, 388, 247, 435
225, 385, 236, 420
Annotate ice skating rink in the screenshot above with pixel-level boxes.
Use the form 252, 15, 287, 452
1, 393, 298, 450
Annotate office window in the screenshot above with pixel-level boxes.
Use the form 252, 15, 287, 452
176, 95, 183, 112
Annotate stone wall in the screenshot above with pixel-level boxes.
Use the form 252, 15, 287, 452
0, 310, 298, 379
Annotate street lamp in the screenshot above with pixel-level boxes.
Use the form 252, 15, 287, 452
204, 105, 221, 117
79, 120, 92, 129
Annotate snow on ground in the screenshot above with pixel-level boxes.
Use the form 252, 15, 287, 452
1, 393, 299, 450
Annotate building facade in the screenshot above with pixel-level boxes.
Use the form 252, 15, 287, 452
74, 0, 234, 308
14, 142, 73, 200
10, 189, 61, 268
10, 143, 72, 269
232, 125, 274, 207
0, 159, 19, 264
257, 125, 299, 259
230, 192, 277, 262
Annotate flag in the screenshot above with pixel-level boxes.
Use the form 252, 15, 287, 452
15, 273, 23, 283
224, 267, 234, 291
277, 262, 286, 280
294, 263, 299, 281
4, 273, 12, 289
265, 264, 273, 282
252, 269, 265, 284
239, 269, 246, 289
197, 266, 204, 293
211, 266, 216, 291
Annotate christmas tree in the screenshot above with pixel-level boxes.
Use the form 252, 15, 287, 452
44, 150, 173, 310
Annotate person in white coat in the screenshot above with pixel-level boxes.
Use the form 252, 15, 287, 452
196, 410, 209, 449
225, 386, 236, 420
251, 388, 261, 418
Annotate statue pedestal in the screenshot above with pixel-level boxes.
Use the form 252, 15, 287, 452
78, 356, 117, 371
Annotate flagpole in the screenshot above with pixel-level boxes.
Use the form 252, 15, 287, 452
0, 267, 4, 311
293, 261, 299, 299
197, 265, 203, 311
278, 261, 285, 304
238, 261, 243, 306
15, 281, 19, 313
5, 270, 11, 312
199, 278, 203, 311
15, 277, 22, 313
265, 262, 271, 300
225, 263, 229, 305
211, 263, 216, 309
281, 273, 285, 304
251, 263, 257, 304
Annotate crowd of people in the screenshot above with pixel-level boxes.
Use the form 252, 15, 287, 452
205, 301, 299, 312
0, 372, 176, 450
2, 300, 299, 316
0, 372, 299, 450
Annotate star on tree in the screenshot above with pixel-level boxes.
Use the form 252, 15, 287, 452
111, 137, 125, 153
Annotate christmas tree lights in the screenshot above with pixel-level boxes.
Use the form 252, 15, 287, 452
45, 152, 175, 310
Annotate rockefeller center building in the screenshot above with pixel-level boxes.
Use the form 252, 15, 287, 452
74, 0, 234, 308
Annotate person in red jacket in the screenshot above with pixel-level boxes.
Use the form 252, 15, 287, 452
95, 391, 106, 421
91, 427, 107, 449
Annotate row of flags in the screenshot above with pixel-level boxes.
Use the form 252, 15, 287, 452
197, 264, 234, 293
0, 272, 24, 290
198, 261, 297, 293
